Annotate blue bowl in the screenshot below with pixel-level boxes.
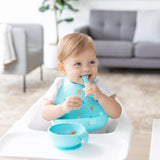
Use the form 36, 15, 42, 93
48, 123, 89, 150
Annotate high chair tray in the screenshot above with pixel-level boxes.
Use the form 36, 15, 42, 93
0, 97, 134, 160
0, 129, 127, 160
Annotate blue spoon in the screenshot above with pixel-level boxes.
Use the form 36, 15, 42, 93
82, 75, 90, 85
81, 75, 93, 98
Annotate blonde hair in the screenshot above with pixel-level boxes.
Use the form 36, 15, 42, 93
57, 33, 96, 62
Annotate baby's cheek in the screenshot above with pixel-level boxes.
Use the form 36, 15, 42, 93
72, 67, 79, 71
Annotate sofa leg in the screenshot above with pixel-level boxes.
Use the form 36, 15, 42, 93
23, 75, 26, 93
40, 65, 43, 81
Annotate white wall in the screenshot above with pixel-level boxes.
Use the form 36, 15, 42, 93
61, 0, 160, 38
0, 0, 160, 67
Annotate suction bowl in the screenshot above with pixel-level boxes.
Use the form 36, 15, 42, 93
48, 123, 89, 150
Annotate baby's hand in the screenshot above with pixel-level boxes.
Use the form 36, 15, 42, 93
62, 96, 83, 113
83, 83, 102, 100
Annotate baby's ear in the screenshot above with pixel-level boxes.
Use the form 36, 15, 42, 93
57, 62, 66, 75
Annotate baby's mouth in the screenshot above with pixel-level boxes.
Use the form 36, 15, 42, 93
80, 74, 92, 80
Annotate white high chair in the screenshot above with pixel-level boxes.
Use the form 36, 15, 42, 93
0, 97, 134, 160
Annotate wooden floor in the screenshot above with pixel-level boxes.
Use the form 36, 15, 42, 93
127, 131, 151, 160
0, 126, 151, 160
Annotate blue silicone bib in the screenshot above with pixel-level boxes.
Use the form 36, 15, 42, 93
54, 76, 109, 132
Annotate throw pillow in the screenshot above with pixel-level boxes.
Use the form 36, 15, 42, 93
133, 10, 160, 43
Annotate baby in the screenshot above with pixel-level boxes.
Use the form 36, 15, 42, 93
42, 33, 122, 125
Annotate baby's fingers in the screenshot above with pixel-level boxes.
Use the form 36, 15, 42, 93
84, 87, 93, 96
68, 101, 82, 111
68, 96, 83, 104
85, 90, 92, 97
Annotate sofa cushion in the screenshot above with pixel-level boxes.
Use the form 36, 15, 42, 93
89, 10, 136, 41
135, 42, 160, 58
94, 40, 133, 58
133, 11, 160, 43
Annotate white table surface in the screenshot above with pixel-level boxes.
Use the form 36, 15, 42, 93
149, 119, 160, 160
0, 130, 127, 160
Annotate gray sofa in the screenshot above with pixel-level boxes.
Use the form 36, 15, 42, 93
75, 10, 160, 69
3, 24, 44, 92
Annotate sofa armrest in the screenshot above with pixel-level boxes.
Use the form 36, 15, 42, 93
74, 25, 90, 36
12, 24, 43, 50
4, 24, 43, 75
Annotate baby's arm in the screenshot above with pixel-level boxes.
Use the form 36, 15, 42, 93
83, 83, 122, 119
41, 96, 83, 121
97, 94, 122, 119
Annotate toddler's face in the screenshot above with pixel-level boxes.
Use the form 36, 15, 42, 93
62, 48, 98, 85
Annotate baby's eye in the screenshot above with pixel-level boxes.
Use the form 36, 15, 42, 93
74, 62, 81, 66
89, 61, 95, 64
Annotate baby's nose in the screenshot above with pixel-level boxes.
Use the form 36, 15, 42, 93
82, 65, 90, 72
